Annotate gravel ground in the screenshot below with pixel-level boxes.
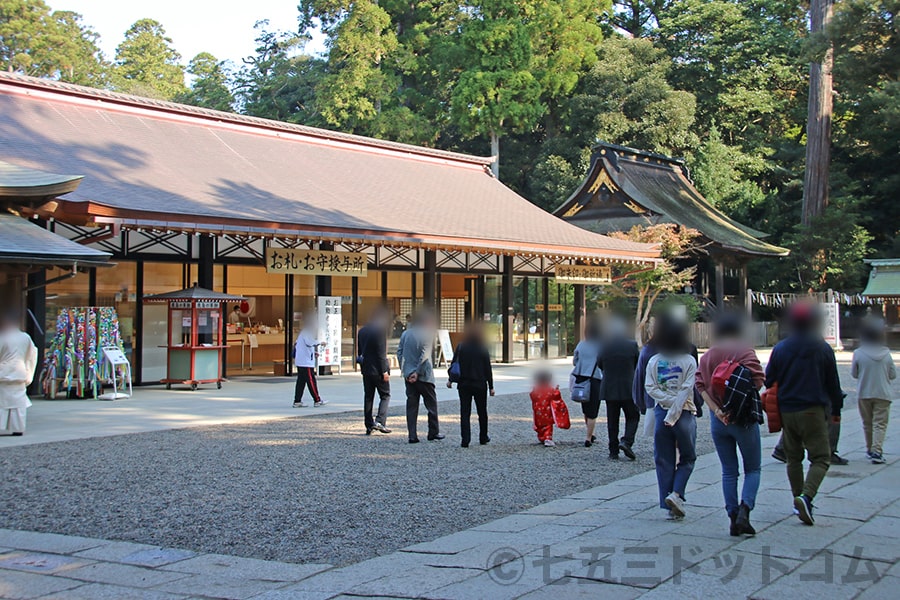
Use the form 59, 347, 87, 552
0, 392, 716, 566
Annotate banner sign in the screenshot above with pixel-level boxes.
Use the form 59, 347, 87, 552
821, 302, 842, 349
265, 248, 367, 277
554, 265, 612, 285
317, 296, 342, 367
534, 304, 563, 312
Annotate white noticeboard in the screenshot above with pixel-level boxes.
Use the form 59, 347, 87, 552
317, 296, 342, 368
99, 346, 132, 400
437, 329, 454, 366
821, 302, 842, 350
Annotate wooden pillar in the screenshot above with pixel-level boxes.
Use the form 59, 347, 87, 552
284, 274, 294, 376
522, 277, 529, 361
197, 235, 214, 290
350, 276, 360, 371
380, 271, 388, 303
410, 272, 417, 310
423, 250, 437, 309
542, 277, 550, 359
715, 260, 726, 310
134, 260, 144, 385
25, 269, 46, 396
737, 263, 749, 310
475, 276, 485, 320
501, 255, 514, 363
573, 284, 586, 346
87, 268, 97, 306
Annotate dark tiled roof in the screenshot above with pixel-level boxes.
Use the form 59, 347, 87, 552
555, 143, 789, 257
0, 73, 658, 263
0, 213, 110, 266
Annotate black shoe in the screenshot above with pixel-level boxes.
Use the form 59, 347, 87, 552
620, 442, 636, 461
794, 494, 815, 526
585, 440, 593, 448
480, 438, 490, 445
427, 433, 446, 441
736, 502, 756, 536
366, 427, 374, 435
729, 513, 741, 537
831, 452, 849, 466
461, 442, 469, 448
409, 438, 420, 444
609, 452, 619, 460
772, 448, 787, 463
10, 432, 23, 437
591, 435, 596, 443
373, 423, 392, 434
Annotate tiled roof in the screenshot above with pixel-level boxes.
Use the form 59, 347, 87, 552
555, 143, 789, 258
0, 73, 658, 263
0, 160, 82, 199
143, 284, 245, 303
863, 260, 900, 297
0, 213, 110, 266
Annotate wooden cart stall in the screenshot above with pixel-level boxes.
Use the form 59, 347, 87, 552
143, 285, 245, 390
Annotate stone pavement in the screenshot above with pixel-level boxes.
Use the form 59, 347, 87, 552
2, 379, 897, 599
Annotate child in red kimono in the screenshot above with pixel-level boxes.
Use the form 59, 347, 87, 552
530, 371, 570, 446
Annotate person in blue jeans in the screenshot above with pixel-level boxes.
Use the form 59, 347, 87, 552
644, 316, 698, 520
696, 313, 765, 536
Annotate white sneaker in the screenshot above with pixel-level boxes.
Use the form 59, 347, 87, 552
665, 492, 686, 518
314, 400, 328, 406
665, 510, 684, 521
293, 402, 306, 408
543, 439, 556, 447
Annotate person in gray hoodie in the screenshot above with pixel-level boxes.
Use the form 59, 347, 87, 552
852, 321, 897, 464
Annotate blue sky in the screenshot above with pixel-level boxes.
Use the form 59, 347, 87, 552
52, 0, 326, 67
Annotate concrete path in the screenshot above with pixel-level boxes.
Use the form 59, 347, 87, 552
4, 359, 575, 447
2, 370, 897, 599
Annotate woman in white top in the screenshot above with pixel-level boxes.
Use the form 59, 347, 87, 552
572, 319, 603, 448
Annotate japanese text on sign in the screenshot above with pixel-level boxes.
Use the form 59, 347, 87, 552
317, 296, 342, 367
265, 248, 367, 277
554, 264, 612, 285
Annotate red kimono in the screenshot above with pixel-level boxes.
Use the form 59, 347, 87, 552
530, 384, 570, 441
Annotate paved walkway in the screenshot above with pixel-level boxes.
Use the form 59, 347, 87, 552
2, 369, 897, 599
5, 359, 574, 447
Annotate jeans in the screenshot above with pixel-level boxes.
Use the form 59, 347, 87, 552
710, 417, 762, 516
459, 384, 489, 446
406, 380, 439, 441
781, 405, 831, 499
363, 374, 390, 429
653, 405, 697, 508
606, 399, 640, 453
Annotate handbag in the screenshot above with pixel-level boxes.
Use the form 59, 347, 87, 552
448, 360, 461, 384
570, 376, 591, 403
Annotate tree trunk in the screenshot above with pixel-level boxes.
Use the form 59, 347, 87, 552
490, 130, 500, 179
801, 0, 834, 226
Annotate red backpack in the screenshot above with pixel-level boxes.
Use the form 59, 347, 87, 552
711, 355, 740, 401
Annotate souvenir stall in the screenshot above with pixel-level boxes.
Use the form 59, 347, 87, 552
143, 285, 245, 390
41, 306, 128, 399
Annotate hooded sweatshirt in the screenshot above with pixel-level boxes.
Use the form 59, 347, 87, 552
851, 344, 897, 402
765, 333, 843, 415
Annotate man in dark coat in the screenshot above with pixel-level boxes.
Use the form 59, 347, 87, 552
358, 307, 392, 434
600, 319, 641, 459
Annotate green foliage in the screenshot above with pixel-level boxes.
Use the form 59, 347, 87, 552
235, 22, 325, 124
0, 0, 107, 85
113, 18, 186, 100
178, 53, 235, 112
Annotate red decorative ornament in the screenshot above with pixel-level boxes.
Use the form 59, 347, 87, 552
240, 300, 251, 314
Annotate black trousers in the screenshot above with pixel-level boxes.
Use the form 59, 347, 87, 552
606, 398, 640, 452
294, 367, 321, 404
459, 384, 489, 446
406, 380, 439, 441
363, 374, 391, 429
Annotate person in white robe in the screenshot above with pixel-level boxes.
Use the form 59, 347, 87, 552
0, 312, 38, 436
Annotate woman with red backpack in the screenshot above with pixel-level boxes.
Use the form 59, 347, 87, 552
696, 313, 765, 537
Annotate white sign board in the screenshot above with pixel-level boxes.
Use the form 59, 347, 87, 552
102, 346, 129, 365
317, 296, 342, 367
437, 329, 454, 365
821, 302, 842, 349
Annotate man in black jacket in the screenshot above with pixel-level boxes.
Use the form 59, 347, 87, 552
358, 307, 392, 435
765, 302, 843, 526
